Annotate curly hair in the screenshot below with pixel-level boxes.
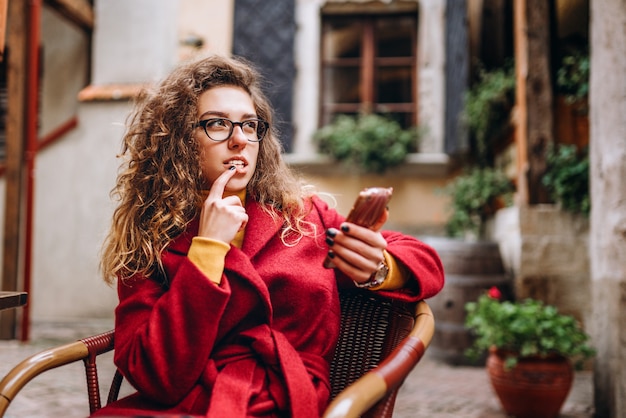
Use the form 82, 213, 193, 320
100, 55, 315, 284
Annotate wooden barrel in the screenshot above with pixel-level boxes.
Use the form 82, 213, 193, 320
421, 237, 512, 366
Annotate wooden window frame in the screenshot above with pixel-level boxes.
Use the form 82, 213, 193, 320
319, 10, 418, 128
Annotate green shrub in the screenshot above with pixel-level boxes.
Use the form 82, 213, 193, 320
314, 113, 420, 174
556, 49, 589, 105
542, 144, 590, 215
443, 167, 515, 239
464, 65, 516, 165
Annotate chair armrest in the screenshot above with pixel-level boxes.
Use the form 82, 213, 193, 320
0, 330, 115, 417
323, 300, 434, 418
0, 340, 88, 416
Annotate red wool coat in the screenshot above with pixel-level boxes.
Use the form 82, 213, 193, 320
93, 196, 444, 418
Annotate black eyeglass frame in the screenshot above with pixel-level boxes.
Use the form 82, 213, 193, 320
195, 118, 269, 142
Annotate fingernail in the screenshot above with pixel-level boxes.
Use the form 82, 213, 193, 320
326, 228, 337, 238
325, 237, 334, 246
341, 224, 349, 233
229, 165, 236, 170
327, 251, 335, 259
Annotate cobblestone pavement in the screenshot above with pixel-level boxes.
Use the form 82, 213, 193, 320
0, 320, 595, 418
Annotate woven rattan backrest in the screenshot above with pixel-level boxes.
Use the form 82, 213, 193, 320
329, 289, 415, 418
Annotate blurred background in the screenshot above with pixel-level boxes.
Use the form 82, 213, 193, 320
0, 1, 623, 416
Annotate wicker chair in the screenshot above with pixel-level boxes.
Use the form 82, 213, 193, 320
0, 289, 434, 418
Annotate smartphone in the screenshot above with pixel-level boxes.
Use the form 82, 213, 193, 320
323, 187, 393, 269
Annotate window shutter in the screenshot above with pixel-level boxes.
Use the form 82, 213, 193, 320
444, 0, 470, 155
233, 0, 296, 152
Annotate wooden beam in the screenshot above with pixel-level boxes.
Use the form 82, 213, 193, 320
44, 0, 93, 32
525, 0, 554, 204
513, 0, 554, 205
513, 0, 529, 204
0, 0, 7, 61
1, 0, 28, 339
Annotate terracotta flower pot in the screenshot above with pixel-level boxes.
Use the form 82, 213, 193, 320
486, 347, 574, 418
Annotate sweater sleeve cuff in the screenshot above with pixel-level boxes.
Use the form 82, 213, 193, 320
369, 250, 410, 291
188, 236, 230, 284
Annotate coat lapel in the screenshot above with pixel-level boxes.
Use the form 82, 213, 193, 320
240, 200, 283, 258
165, 200, 284, 317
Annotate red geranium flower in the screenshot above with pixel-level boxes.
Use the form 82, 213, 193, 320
487, 286, 502, 300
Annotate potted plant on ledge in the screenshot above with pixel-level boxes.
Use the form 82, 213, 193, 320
313, 113, 421, 174
465, 287, 595, 418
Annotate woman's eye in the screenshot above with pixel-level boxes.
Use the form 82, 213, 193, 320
208, 119, 228, 129
242, 120, 257, 131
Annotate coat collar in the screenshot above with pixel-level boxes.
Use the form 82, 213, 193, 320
166, 198, 283, 258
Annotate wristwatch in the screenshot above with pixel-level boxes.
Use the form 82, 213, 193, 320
354, 260, 389, 289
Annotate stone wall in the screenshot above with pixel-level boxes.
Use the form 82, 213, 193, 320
493, 205, 591, 326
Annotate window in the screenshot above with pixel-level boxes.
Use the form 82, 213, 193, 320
320, 11, 417, 129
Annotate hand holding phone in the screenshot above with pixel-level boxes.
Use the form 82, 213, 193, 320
323, 187, 393, 269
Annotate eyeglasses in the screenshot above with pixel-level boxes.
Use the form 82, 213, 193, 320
196, 118, 269, 142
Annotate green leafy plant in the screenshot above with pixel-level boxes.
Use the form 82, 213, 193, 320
443, 167, 515, 239
314, 113, 420, 174
464, 65, 516, 165
556, 49, 589, 106
542, 144, 590, 215
465, 287, 595, 370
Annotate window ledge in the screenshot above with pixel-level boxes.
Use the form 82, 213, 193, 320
78, 83, 148, 102
283, 153, 455, 177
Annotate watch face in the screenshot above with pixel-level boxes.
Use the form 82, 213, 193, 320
375, 264, 389, 281
354, 261, 388, 288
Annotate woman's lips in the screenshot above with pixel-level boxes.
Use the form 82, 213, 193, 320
224, 159, 247, 172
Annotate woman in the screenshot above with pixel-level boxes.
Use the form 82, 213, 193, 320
96, 54, 444, 417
